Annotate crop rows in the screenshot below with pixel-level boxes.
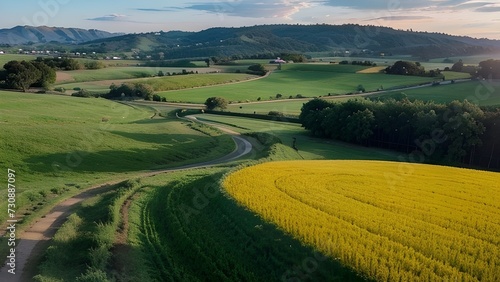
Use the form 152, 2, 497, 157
223, 160, 500, 281
130, 170, 363, 281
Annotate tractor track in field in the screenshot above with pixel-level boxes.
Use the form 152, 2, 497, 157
0, 118, 253, 282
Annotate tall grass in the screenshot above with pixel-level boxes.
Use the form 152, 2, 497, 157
34, 179, 143, 281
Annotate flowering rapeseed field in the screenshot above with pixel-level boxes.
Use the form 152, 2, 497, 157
224, 160, 500, 281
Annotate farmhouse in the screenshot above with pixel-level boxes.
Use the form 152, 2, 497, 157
269, 57, 287, 64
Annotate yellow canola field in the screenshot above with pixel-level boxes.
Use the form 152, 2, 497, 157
223, 160, 500, 282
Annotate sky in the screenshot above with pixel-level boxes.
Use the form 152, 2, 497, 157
2, 0, 500, 39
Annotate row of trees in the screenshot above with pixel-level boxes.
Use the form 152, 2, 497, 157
0, 60, 56, 91
300, 98, 499, 167
339, 60, 376, 66
452, 59, 499, 77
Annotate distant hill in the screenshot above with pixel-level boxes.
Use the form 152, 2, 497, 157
0, 26, 121, 45
82, 24, 500, 59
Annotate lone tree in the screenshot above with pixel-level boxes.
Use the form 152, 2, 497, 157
204, 97, 228, 110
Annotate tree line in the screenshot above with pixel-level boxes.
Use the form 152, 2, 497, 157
300, 98, 500, 169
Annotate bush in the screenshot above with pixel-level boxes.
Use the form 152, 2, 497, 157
54, 87, 65, 93
247, 64, 268, 76
205, 97, 228, 110
268, 111, 285, 117
357, 84, 366, 93
152, 94, 162, 102
72, 89, 93, 98
84, 61, 105, 70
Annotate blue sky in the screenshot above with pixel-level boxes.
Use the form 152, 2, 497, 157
2, 0, 500, 39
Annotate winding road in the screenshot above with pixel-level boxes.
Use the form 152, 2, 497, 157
0, 119, 253, 282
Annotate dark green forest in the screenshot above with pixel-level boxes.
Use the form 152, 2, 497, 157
300, 98, 500, 170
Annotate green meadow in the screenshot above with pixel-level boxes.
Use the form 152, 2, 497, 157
376, 80, 500, 106
158, 64, 436, 103
0, 54, 38, 67
56, 73, 258, 93
192, 113, 401, 161
0, 91, 234, 225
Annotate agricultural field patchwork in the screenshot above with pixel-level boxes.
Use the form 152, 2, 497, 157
158, 64, 436, 103
57, 73, 258, 93
224, 160, 500, 281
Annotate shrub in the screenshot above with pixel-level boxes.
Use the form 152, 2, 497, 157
357, 84, 366, 93
72, 89, 92, 98
84, 61, 105, 70
153, 94, 162, 102
54, 87, 65, 93
268, 111, 285, 117
205, 97, 228, 110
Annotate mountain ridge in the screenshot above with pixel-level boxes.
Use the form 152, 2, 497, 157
0, 25, 122, 45
1, 24, 500, 59
81, 24, 500, 59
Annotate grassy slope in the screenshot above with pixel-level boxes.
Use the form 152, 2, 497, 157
157, 64, 436, 103
193, 114, 401, 161
0, 54, 38, 68
0, 91, 234, 225
123, 169, 364, 281
376, 80, 500, 106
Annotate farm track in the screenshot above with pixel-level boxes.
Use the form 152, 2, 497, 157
133, 78, 472, 110
0, 120, 253, 281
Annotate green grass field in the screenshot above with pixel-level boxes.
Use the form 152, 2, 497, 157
192, 113, 401, 161
159, 64, 436, 103
57, 73, 258, 93
441, 71, 471, 80
0, 91, 234, 225
377, 80, 500, 106
0, 54, 38, 68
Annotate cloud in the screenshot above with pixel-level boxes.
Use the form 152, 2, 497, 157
320, 0, 436, 10
476, 5, 500, 12
87, 14, 129, 22
368, 16, 433, 21
452, 2, 494, 10
182, 0, 313, 18
136, 8, 176, 12
321, 0, 492, 11
86, 14, 150, 24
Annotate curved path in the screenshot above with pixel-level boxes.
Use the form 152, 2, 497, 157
0, 121, 252, 282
